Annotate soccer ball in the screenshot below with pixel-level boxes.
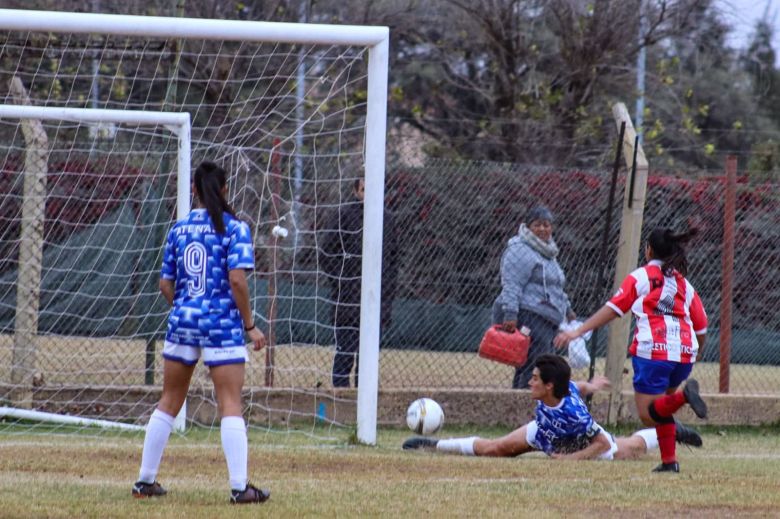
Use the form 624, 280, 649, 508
406, 398, 444, 435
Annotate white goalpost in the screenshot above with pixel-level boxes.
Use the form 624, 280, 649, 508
0, 104, 190, 433
0, 9, 388, 444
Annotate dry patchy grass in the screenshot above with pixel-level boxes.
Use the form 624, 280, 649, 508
0, 426, 779, 518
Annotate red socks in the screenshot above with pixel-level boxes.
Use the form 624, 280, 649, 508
655, 422, 677, 464
650, 391, 687, 464
652, 391, 686, 418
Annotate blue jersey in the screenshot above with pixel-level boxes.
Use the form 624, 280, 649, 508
533, 381, 601, 455
160, 209, 254, 348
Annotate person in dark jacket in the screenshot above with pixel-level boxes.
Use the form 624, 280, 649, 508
320, 178, 398, 388
492, 205, 575, 389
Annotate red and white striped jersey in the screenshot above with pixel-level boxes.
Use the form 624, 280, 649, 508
607, 260, 708, 363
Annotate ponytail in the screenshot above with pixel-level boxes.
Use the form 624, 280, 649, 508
193, 161, 235, 234
647, 227, 698, 276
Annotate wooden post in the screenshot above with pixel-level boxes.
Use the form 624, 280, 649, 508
719, 156, 737, 393
265, 138, 282, 387
9, 77, 49, 408
605, 102, 649, 425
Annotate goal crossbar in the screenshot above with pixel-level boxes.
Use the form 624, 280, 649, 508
0, 8, 388, 46
0, 105, 189, 132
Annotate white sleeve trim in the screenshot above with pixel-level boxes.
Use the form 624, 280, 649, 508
694, 327, 707, 335
606, 301, 625, 317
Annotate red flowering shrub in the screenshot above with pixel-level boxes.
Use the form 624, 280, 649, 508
385, 162, 779, 330
0, 155, 150, 275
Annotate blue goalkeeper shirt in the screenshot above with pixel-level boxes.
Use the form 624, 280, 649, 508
160, 209, 254, 348
534, 381, 601, 455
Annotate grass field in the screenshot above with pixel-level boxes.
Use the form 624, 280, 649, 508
1, 424, 779, 518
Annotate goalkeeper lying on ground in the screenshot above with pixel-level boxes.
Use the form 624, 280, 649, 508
403, 354, 701, 464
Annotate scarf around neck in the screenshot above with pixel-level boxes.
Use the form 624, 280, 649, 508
518, 223, 559, 259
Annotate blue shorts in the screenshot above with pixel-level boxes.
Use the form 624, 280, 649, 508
632, 357, 693, 395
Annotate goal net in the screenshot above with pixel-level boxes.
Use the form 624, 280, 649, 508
0, 9, 388, 443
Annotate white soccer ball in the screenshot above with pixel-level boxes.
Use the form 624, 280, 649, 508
406, 398, 444, 435
271, 225, 288, 238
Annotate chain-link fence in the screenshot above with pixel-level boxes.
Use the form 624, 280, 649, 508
356, 159, 780, 395
239, 156, 779, 395
3, 151, 778, 399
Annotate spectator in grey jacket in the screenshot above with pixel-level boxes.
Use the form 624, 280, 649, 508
492, 205, 575, 389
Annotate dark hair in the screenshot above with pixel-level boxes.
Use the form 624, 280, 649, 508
647, 227, 699, 276
535, 354, 571, 399
193, 161, 235, 235
525, 205, 554, 225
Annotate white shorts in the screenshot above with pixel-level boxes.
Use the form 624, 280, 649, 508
525, 420, 618, 460
163, 341, 248, 367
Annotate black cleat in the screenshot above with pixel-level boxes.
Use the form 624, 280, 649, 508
652, 462, 680, 473
230, 483, 270, 504
132, 480, 167, 498
675, 421, 703, 448
683, 379, 708, 419
402, 437, 438, 451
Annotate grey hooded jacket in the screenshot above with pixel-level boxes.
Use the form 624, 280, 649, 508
493, 235, 572, 325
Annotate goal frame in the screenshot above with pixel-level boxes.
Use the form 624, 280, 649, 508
0, 104, 191, 432
0, 9, 389, 445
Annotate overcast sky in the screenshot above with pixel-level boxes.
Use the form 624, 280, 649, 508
716, 0, 779, 63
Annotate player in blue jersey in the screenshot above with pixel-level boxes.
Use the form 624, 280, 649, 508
403, 354, 702, 461
133, 161, 269, 504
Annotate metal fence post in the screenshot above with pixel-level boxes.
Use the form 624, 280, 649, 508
719, 156, 737, 393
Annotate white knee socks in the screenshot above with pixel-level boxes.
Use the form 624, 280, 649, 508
138, 409, 175, 483
221, 416, 249, 491
436, 437, 477, 456
634, 428, 659, 451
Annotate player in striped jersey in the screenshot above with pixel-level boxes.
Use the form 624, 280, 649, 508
133, 162, 270, 504
402, 354, 702, 460
555, 227, 708, 473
